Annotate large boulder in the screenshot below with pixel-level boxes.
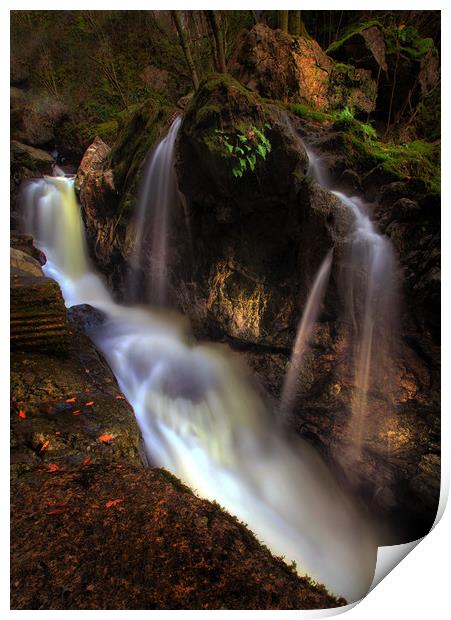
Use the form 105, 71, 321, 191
229, 24, 376, 116
174, 75, 351, 347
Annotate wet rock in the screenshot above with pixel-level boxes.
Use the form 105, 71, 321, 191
11, 258, 69, 354
11, 464, 345, 609
10, 232, 47, 265
10, 248, 43, 277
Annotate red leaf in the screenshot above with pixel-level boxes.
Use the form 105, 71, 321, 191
115, 395, 125, 400
85, 401, 94, 407
66, 397, 76, 403
98, 434, 113, 443
72, 410, 82, 416
82, 456, 91, 466
18, 410, 26, 419
47, 507, 69, 515
39, 439, 50, 453
46, 463, 61, 473
105, 499, 124, 508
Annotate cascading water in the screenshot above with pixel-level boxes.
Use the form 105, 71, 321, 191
280, 249, 333, 416
21, 147, 380, 602
305, 146, 398, 455
130, 116, 182, 306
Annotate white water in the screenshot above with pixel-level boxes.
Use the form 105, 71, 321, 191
280, 250, 333, 415
306, 146, 398, 452
130, 116, 182, 306
20, 169, 379, 602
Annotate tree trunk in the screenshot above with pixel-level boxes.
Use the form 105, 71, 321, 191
279, 10, 289, 32
171, 10, 200, 91
298, 11, 309, 38
289, 11, 299, 36
205, 10, 227, 73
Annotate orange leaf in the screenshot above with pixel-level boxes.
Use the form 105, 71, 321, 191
72, 410, 82, 416
39, 439, 50, 453
85, 401, 94, 407
105, 499, 124, 508
82, 456, 91, 466
98, 434, 113, 443
46, 463, 60, 473
115, 395, 125, 400
66, 397, 76, 403
18, 410, 26, 419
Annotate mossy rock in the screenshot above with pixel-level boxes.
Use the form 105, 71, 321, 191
86, 119, 119, 147
179, 74, 307, 206
108, 96, 174, 217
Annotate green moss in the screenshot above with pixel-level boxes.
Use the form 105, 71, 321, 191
183, 74, 270, 177
108, 96, 174, 218
86, 119, 119, 146
386, 25, 436, 59
287, 103, 332, 123
326, 19, 383, 55
346, 132, 440, 193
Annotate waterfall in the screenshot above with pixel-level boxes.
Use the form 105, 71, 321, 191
305, 145, 398, 456
280, 250, 333, 415
130, 116, 182, 306
20, 169, 378, 602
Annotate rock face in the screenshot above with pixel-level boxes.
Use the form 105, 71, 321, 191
229, 24, 376, 116
174, 75, 351, 347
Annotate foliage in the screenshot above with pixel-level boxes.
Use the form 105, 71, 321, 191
332, 106, 377, 141
215, 124, 272, 178
287, 103, 331, 123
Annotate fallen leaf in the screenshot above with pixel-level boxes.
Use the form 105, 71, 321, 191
105, 499, 124, 508
115, 395, 125, 400
85, 401, 94, 407
98, 434, 113, 443
82, 456, 91, 466
18, 410, 26, 419
66, 397, 76, 403
46, 463, 60, 473
72, 410, 82, 416
47, 507, 70, 515
39, 439, 50, 453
